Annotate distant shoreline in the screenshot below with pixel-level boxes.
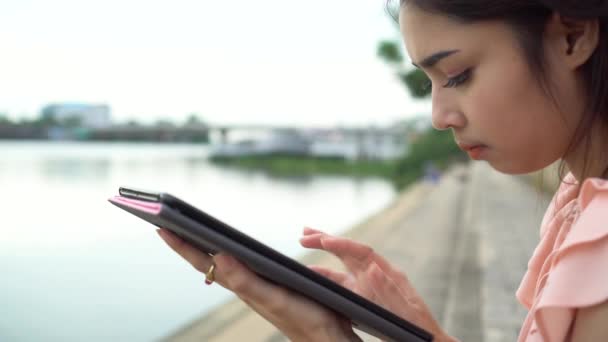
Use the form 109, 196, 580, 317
209, 154, 397, 179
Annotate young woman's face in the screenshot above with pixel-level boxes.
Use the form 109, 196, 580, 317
399, 6, 585, 174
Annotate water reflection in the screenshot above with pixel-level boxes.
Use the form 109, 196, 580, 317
0, 142, 396, 342
40, 158, 112, 181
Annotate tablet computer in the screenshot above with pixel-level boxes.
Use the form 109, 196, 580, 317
109, 186, 433, 342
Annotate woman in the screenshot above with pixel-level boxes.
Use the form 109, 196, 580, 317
157, 1, 608, 340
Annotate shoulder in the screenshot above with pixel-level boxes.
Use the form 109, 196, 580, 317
578, 176, 608, 212
560, 176, 608, 248
566, 178, 608, 341
524, 176, 608, 341
539, 172, 579, 237
549, 176, 608, 292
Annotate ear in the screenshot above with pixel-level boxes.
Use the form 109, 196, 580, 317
544, 12, 599, 69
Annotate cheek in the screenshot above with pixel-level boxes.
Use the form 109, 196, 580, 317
465, 62, 569, 172
467, 64, 539, 142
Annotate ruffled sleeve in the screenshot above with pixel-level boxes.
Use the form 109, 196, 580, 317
529, 177, 608, 341
516, 173, 579, 310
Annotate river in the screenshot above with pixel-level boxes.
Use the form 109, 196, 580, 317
0, 141, 396, 341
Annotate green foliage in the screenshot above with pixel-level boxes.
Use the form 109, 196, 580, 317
126, 119, 141, 127
392, 128, 466, 189
377, 40, 403, 64
208, 129, 466, 189
155, 119, 175, 128
185, 113, 206, 126
400, 69, 431, 98
376, 39, 431, 99
0, 113, 10, 125
209, 155, 396, 179
25, 115, 57, 127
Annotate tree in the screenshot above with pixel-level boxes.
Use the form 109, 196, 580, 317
184, 113, 206, 127
377, 40, 431, 98
0, 113, 11, 125
155, 119, 175, 128
377, 40, 403, 64
34, 115, 58, 127
126, 119, 141, 127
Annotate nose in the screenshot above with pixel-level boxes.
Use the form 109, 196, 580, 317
431, 109, 466, 130
431, 92, 466, 131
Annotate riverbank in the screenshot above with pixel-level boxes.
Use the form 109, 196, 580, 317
209, 155, 397, 179
208, 128, 468, 191
209, 154, 443, 191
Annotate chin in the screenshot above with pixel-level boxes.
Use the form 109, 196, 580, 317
485, 159, 554, 175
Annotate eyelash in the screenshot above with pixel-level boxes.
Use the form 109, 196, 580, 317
422, 68, 472, 91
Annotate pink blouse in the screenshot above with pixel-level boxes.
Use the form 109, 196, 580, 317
516, 173, 608, 341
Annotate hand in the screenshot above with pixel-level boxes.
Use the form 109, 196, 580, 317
300, 227, 456, 342
156, 228, 362, 342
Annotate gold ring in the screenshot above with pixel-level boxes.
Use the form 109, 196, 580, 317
205, 264, 216, 285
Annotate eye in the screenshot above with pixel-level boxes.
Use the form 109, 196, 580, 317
443, 68, 472, 88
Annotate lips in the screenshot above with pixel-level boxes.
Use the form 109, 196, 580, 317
456, 141, 488, 160
458, 143, 485, 151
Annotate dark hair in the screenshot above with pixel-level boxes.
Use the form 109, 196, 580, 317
393, 0, 608, 181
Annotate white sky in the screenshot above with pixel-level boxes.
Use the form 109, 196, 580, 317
0, 0, 431, 127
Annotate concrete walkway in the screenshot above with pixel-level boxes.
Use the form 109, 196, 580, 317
164, 162, 551, 342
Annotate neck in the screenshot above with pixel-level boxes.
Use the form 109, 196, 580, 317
564, 120, 608, 182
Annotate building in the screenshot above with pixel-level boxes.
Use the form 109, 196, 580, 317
210, 125, 409, 161
307, 127, 409, 161
209, 129, 309, 158
41, 103, 111, 128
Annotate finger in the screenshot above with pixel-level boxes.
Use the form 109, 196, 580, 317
319, 236, 415, 296
239, 284, 342, 339
213, 255, 291, 320
320, 236, 406, 280
299, 233, 325, 248
319, 236, 374, 269
301, 233, 374, 267
302, 226, 323, 235
213, 254, 279, 297
214, 254, 299, 317
366, 262, 413, 320
302, 226, 328, 236
157, 229, 214, 274
308, 265, 350, 285
302, 234, 386, 285
303, 235, 375, 278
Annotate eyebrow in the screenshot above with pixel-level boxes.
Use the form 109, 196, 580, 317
412, 50, 460, 68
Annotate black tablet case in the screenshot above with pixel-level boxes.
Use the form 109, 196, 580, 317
109, 188, 433, 342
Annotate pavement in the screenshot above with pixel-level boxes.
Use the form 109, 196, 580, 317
163, 162, 551, 342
